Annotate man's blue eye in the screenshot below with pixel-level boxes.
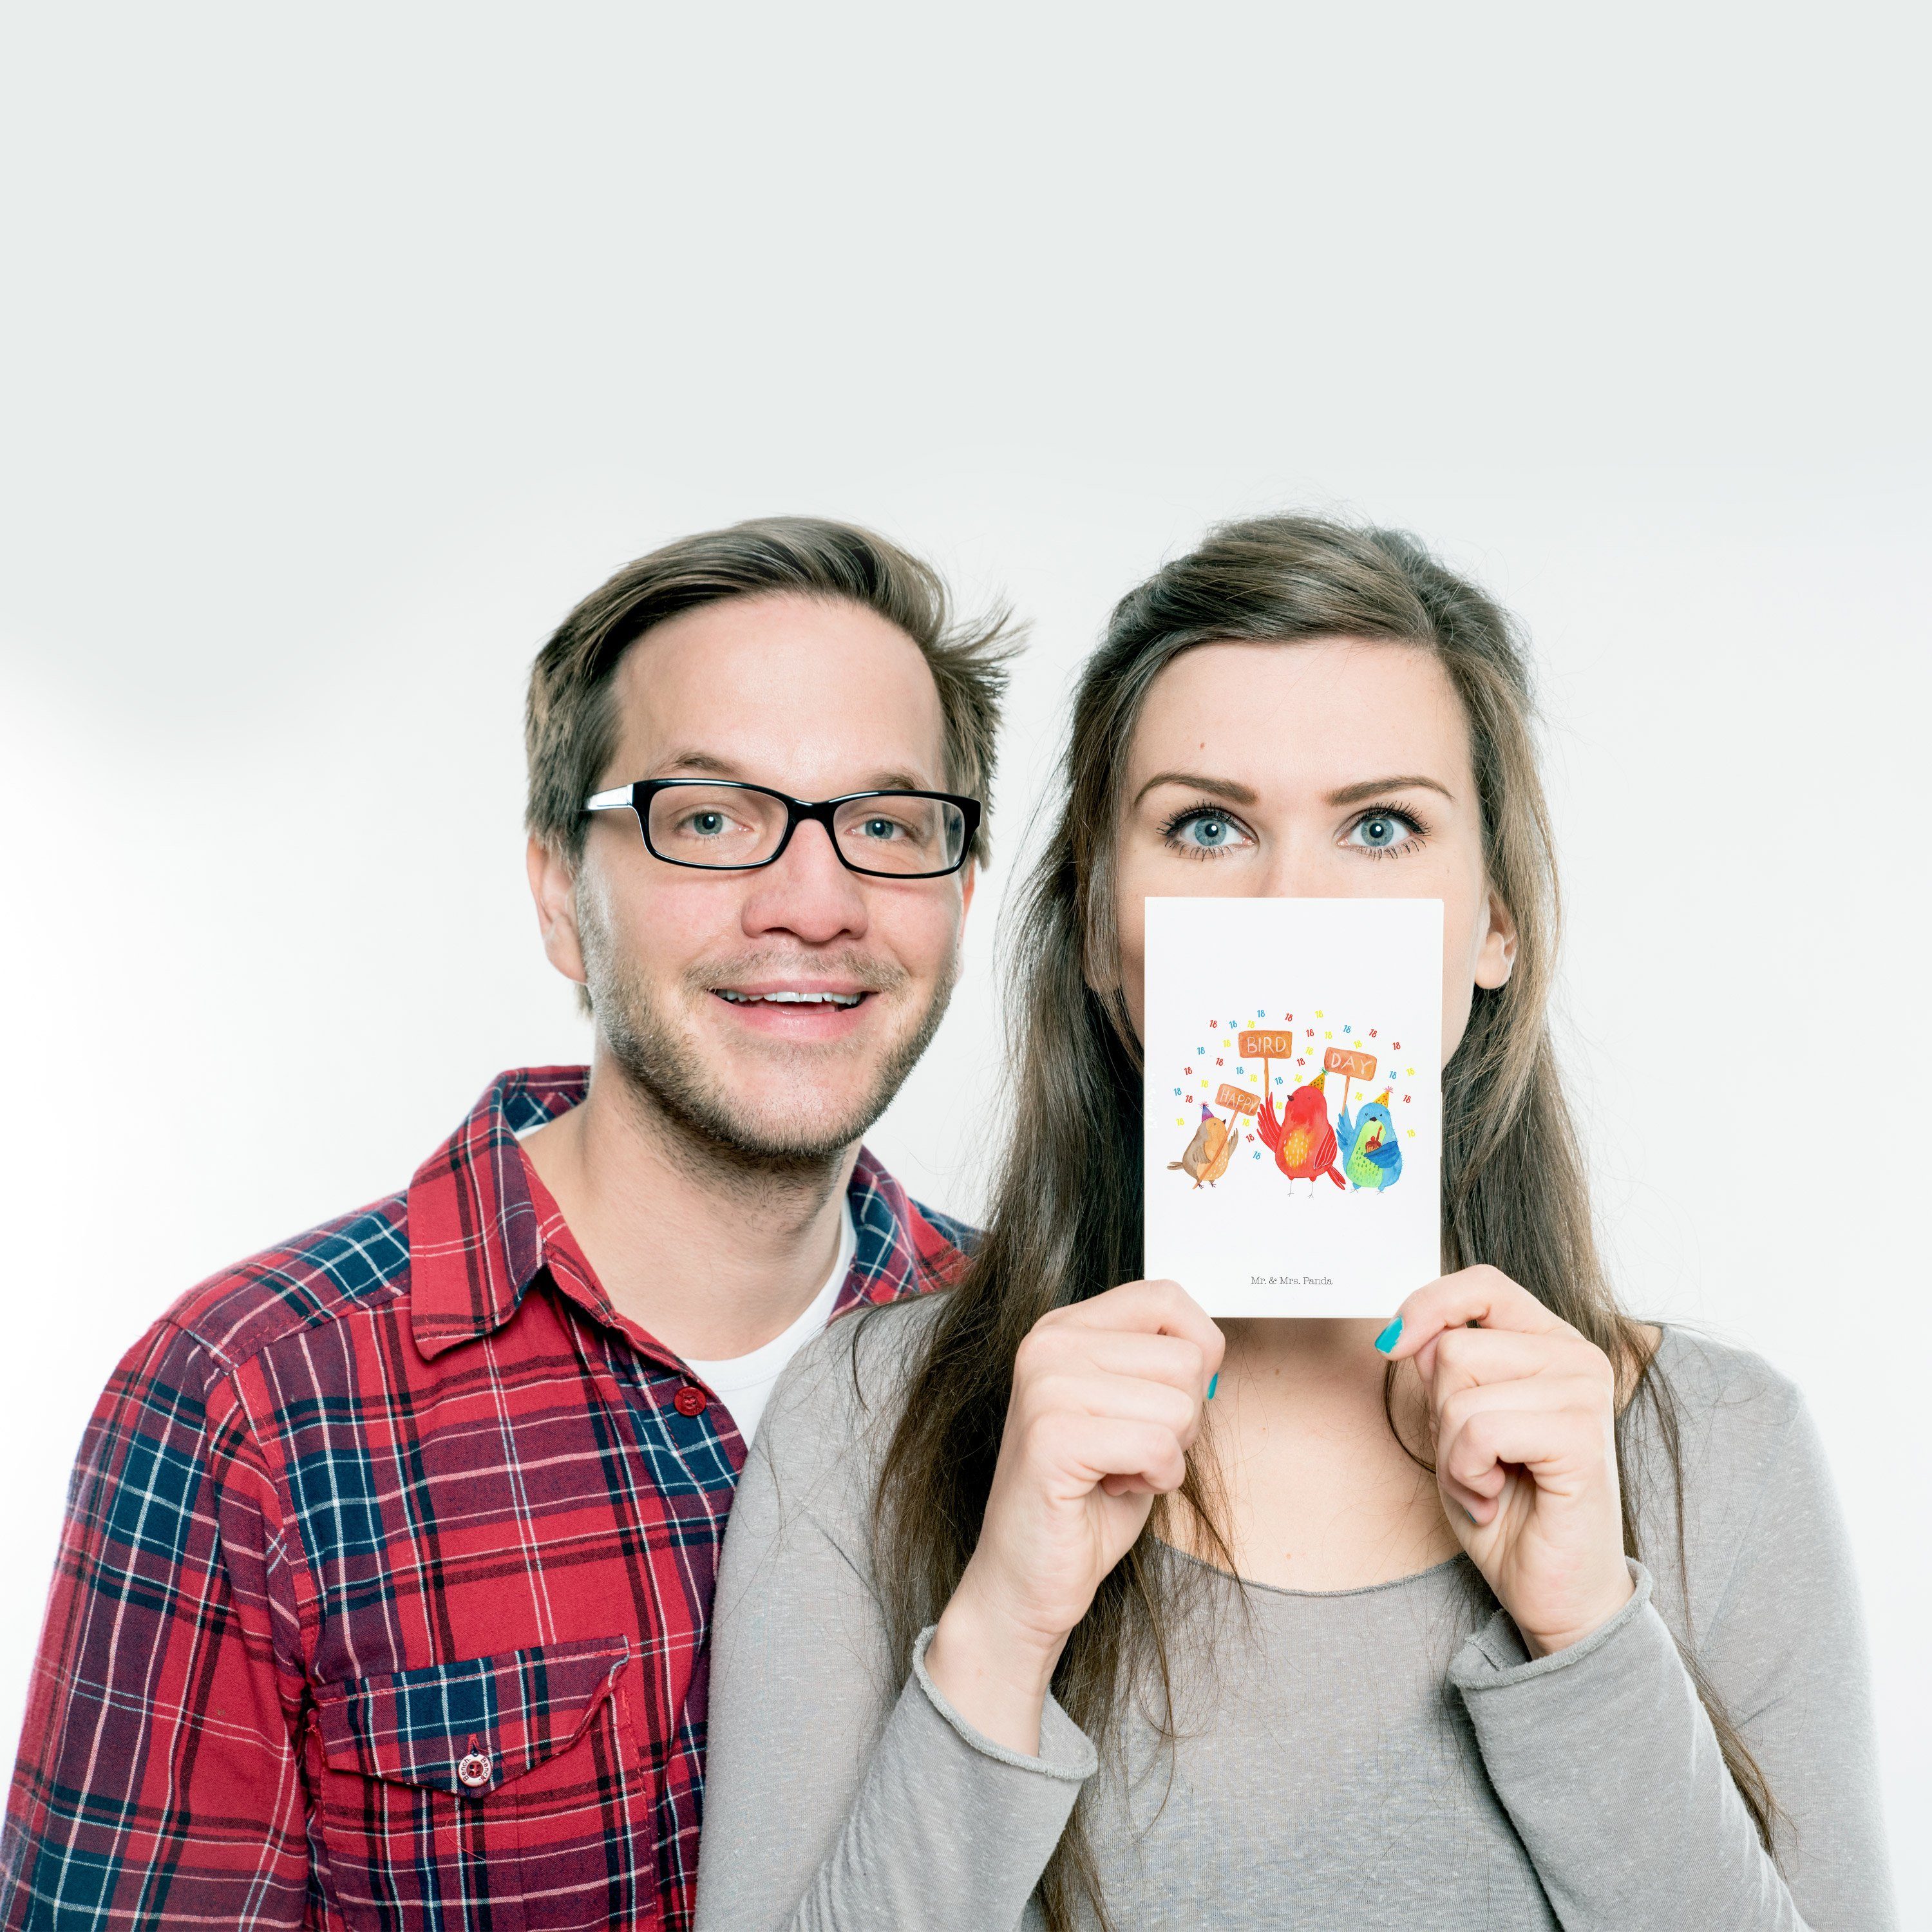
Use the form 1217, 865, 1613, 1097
862, 817, 899, 840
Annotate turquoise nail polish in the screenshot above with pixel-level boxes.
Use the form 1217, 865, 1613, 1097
1206, 1373, 1219, 1401
1373, 1316, 1403, 1355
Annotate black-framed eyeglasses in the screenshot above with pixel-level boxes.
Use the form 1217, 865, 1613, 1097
582, 779, 981, 878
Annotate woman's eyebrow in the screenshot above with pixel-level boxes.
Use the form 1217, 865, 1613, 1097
1325, 775, 1456, 807
1132, 771, 1456, 810
1132, 771, 1260, 808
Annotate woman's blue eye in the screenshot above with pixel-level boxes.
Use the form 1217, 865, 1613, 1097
1347, 810, 1419, 850
1163, 809, 1253, 855
1180, 812, 1251, 850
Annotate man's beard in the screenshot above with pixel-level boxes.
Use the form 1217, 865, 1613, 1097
580, 915, 957, 1181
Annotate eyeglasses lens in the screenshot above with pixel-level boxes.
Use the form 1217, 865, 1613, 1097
645, 786, 965, 875
830, 795, 966, 874
647, 785, 790, 866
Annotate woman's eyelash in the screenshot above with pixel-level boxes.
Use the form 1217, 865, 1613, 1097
1156, 801, 1252, 851
1347, 804, 1429, 857
1156, 802, 1214, 838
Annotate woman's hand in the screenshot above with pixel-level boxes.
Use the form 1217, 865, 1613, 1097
924, 1279, 1223, 1754
1382, 1265, 1634, 1658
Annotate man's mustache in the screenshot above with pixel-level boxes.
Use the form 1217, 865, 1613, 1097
685, 950, 913, 998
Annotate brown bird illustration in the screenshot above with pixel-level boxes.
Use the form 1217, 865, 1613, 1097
1169, 1103, 1235, 1188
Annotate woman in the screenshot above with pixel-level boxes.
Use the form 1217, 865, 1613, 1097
692, 517, 1893, 1929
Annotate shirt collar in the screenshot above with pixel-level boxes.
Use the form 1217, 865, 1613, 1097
408, 1066, 585, 1360
408, 1066, 965, 1361
837, 1147, 970, 1314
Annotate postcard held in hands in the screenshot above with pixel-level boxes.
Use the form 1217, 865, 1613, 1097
1142, 897, 1443, 1318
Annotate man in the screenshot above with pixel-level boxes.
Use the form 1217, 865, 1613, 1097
0, 518, 1013, 1930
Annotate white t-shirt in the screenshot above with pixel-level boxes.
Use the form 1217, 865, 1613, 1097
685, 1202, 857, 1446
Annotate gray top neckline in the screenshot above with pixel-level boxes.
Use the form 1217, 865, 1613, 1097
1157, 1540, 1474, 1601
1155, 1322, 1700, 1604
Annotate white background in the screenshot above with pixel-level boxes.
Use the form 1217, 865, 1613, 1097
2, 3, 1926, 1917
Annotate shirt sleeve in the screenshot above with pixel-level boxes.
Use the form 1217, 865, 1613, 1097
0, 1318, 311, 1929
693, 1314, 1094, 1932
1448, 1394, 1897, 1931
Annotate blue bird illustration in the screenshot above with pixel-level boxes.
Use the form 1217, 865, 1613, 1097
1336, 1088, 1403, 1192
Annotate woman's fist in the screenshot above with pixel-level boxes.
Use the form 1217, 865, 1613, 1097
1382, 1265, 1635, 1657
925, 1279, 1222, 1752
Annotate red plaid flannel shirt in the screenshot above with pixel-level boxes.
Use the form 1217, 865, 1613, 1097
1, 1068, 970, 1930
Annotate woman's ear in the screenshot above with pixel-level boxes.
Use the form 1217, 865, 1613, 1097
1474, 884, 1518, 990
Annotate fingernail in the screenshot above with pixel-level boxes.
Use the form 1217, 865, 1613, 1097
1206, 1372, 1219, 1401
1373, 1316, 1403, 1355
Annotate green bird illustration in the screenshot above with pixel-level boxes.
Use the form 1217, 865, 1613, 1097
1337, 1088, 1403, 1192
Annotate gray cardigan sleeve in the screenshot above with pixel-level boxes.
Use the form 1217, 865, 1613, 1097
1449, 1378, 1895, 1931
693, 1305, 1093, 1932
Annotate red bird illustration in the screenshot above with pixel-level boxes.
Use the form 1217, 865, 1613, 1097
1255, 1072, 1345, 1194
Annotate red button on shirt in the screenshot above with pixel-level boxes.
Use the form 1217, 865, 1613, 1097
673, 1383, 708, 1417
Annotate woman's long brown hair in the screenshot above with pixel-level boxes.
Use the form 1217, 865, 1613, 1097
869, 515, 1774, 1929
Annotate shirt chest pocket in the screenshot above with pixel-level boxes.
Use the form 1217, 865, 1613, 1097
312, 1636, 643, 1932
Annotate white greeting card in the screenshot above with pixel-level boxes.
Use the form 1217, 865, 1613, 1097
1142, 897, 1443, 1318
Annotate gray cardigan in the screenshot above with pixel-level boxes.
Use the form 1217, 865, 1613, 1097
694, 1298, 1895, 1930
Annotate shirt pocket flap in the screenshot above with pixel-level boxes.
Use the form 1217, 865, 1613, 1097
315, 1636, 630, 1799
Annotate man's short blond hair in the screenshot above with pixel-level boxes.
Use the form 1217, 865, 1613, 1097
526, 516, 1018, 867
